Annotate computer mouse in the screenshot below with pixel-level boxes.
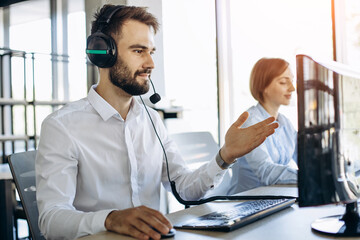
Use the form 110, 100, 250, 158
152, 227, 176, 239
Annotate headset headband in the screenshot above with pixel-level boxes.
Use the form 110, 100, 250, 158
98, 5, 125, 29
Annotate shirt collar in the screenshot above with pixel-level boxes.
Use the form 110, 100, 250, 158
127, 96, 143, 121
88, 85, 118, 121
88, 85, 143, 122
276, 112, 286, 125
256, 103, 272, 119
255, 103, 285, 125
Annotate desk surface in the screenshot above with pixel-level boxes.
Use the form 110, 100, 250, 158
80, 204, 350, 240
79, 185, 359, 240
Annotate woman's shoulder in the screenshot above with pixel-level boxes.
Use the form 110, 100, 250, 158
278, 112, 294, 126
277, 112, 297, 133
243, 105, 267, 127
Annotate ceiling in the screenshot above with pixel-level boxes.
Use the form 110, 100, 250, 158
1, 0, 84, 26
0, 0, 29, 8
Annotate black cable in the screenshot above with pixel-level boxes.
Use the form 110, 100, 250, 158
140, 96, 171, 182
139, 96, 297, 206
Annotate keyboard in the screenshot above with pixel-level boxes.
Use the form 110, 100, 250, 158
174, 198, 296, 232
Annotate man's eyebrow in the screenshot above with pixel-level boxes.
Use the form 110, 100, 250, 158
129, 44, 156, 51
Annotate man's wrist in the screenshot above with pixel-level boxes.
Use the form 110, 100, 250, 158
216, 150, 236, 169
105, 210, 116, 231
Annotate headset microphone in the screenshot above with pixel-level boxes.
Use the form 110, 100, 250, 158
149, 76, 161, 104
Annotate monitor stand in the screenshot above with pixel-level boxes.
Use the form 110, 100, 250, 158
311, 201, 360, 236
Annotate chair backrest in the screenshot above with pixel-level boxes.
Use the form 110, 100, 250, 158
170, 131, 232, 196
8, 150, 45, 240
170, 131, 219, 170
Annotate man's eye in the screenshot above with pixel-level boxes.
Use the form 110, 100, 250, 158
135, 50, 143, 54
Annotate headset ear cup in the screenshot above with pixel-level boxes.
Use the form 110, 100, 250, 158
86, 31, 117, 68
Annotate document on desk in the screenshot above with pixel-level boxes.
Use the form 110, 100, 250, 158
234, 184, 298, 199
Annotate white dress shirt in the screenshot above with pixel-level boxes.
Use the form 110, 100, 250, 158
35, 85, 226, 240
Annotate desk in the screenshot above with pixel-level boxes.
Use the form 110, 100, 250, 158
154, 106, 183, 120
0, 163, 14, 240
79, 185, 359, 240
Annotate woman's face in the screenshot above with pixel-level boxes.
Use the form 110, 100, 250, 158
263, 67, 295, 107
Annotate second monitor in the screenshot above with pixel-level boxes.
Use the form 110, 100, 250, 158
297, 54, 360, 236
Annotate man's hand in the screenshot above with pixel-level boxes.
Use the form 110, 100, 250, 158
220, 111, 278, 163
105, 205, 172, 240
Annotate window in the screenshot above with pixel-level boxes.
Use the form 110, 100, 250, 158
162, 0, 218, 213
336, 0, 360, 67
162, 0, 219, 140
0, 0, 86, 161
219, 0, 333, 131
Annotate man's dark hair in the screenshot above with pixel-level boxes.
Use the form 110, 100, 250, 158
91, 4, 160, 37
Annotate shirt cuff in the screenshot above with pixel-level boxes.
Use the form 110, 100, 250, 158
92, 209, 117, 233
207, 155, 227, 177
215, 150, 237, 169
204, 156, 226, 189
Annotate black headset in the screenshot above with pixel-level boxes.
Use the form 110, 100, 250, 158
86, 5, 125, 68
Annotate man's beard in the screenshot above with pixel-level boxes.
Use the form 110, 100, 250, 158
109, 56, 150, 95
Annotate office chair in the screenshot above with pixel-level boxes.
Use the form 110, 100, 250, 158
170, 131, 232, 197
170, 131, 219, 170
8, 150, 45, 240
13, 199, 28, 240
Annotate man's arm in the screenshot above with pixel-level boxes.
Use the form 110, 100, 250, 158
103, 111, 276, 240
36, 118, 112, 239
220, 111, 279, 164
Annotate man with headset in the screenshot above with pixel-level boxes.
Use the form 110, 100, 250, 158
35, 4, 278, 240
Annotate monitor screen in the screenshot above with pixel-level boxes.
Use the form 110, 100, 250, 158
297, 54, 360, 236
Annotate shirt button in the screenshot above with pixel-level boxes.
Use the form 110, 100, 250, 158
210, 185, 214, 189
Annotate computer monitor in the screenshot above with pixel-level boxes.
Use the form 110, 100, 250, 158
297, 54, 360, 236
